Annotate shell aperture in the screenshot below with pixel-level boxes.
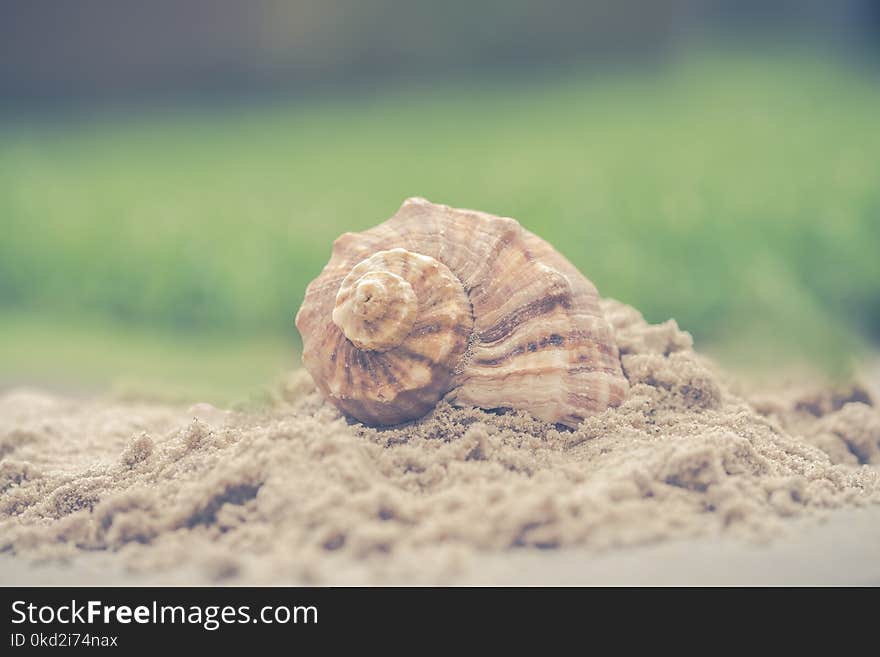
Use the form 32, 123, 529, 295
295, 197, 628, 427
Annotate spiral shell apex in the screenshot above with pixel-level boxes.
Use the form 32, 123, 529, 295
295, 197, 629, 428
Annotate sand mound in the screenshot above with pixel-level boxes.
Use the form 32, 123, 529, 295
1, 299, 878, 583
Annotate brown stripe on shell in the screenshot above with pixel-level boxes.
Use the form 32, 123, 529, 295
478, 294, 572, 344
473, 333, 567, 367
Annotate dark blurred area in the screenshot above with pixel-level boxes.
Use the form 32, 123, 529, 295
2, 0, 878, 106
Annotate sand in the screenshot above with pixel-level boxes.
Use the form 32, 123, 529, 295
1, 298, 878, 585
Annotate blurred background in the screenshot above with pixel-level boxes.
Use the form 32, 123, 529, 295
1, 0, 879, 402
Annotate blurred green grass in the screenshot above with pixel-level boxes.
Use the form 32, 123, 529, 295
0, 313, 293, 402
1, 48, 879, 399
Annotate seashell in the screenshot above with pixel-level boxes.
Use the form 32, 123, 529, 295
295, 198, 629, 428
